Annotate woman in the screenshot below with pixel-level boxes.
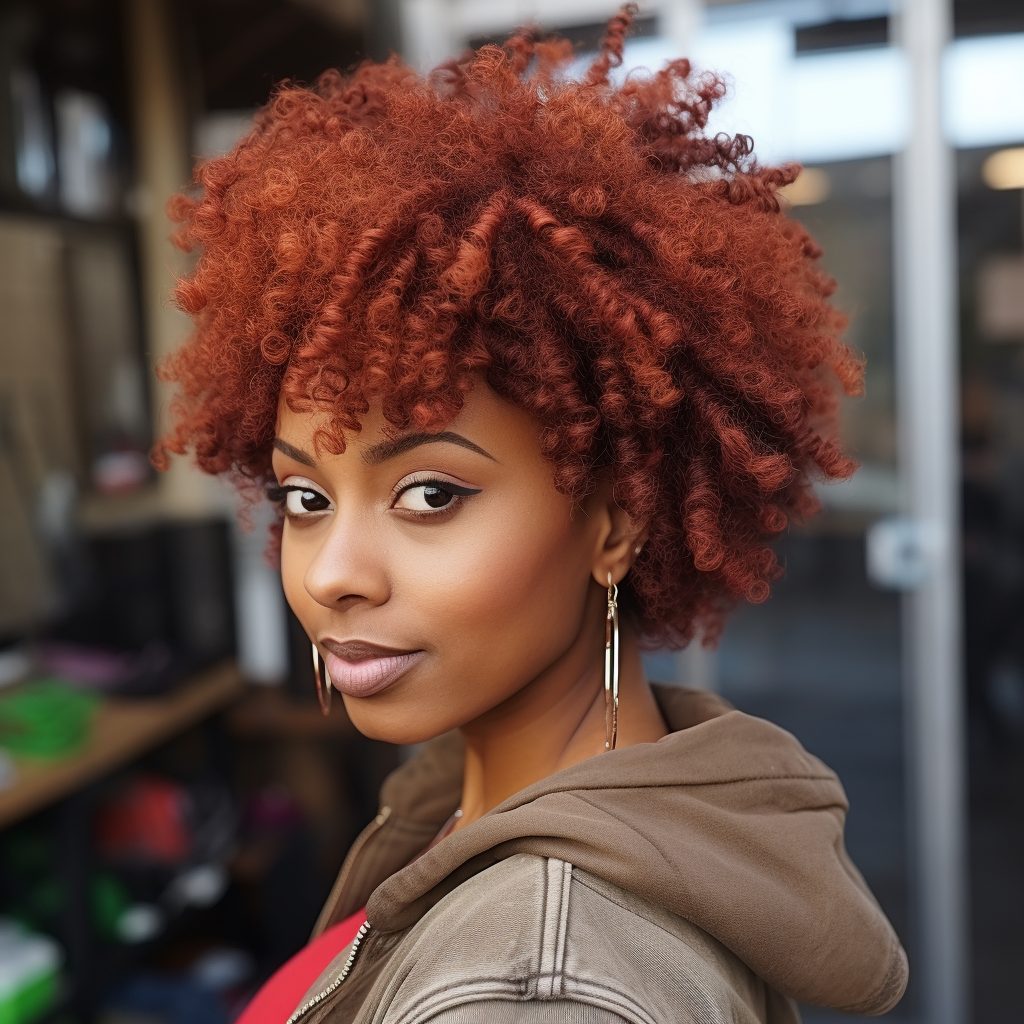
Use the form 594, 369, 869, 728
152, 5, 909, 1021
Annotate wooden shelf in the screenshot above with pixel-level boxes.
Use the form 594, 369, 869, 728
226, 686, 357, 739
0, 660, 246, 829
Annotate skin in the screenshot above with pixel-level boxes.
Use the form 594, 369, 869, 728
271, 372, 670, 833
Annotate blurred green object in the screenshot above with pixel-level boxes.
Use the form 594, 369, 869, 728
91, 874, 131, 942
0, 919, 62, 1024
0, 679, 98, 758
3, 831, 132, 942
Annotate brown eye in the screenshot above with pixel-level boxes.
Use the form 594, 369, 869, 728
266, 483, 331, 518
393, 478, 482, 517
288, 488, 330, 514
397, 483, 455, 511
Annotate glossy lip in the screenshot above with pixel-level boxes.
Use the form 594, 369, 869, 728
318, 637, 425, 699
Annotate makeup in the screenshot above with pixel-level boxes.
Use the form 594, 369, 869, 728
324, 649, 426, 698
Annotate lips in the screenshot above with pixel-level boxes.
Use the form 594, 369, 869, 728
318, 637, 425, 698
320, 638, 420, 660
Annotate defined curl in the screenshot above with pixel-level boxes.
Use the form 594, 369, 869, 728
152, 3, 864, 650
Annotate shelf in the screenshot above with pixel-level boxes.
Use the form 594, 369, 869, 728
0, 661, 246, 829
227, 686, 357, 739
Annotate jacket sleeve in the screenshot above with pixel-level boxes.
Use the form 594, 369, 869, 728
410, 999, 633, 1023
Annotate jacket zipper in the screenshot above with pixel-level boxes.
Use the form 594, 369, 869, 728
285, 805, 392, 1023
284, 919, 373, 1023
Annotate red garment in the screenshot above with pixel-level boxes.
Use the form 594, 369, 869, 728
235, 906, 368, 1023
237, 810, 459, 1021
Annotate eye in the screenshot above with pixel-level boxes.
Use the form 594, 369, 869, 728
265, 482, 331, 519
264, 475, 482, 523
392, 476, 482, 519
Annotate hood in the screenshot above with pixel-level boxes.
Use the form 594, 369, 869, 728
361, 682, 909, 1016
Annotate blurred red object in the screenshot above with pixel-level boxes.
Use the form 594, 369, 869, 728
94, 776, 191, 864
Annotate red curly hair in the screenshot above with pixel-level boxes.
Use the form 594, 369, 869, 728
152, 3, 864, 651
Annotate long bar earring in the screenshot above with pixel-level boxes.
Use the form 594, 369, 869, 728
604, 571, 619, 751
312, 642, 332, 716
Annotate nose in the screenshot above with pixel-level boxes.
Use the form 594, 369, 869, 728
302, 505, 389, 610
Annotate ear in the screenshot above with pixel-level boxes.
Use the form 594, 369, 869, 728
585, 472, 648, 588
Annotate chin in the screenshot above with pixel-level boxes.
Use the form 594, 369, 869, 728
341, 699, 452, 746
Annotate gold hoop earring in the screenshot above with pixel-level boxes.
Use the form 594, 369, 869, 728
312, 642, 333, 716
604, 571, 619, 752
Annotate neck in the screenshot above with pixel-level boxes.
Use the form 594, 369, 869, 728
450, 588, 669, 834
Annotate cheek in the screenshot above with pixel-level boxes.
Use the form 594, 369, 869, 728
422, 486, 591, 669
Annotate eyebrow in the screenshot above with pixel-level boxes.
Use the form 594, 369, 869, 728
271, 431, 499, 467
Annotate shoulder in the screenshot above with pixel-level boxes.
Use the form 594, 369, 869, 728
376, 854, 792, 1024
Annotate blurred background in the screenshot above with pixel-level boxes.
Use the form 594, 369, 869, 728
0, 1, 1020, 1022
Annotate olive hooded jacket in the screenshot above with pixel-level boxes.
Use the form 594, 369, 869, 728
286, 683, 910, 1023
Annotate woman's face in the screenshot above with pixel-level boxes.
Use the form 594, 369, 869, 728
272, 375, 613, 744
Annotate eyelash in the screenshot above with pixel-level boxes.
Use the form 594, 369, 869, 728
264, 475, 482, 523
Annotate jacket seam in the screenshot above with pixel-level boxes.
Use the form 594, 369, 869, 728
538, 855, 549, 992
554, 860, 571, 985
392, 973, 654, 1024
538, 858, 572, 998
